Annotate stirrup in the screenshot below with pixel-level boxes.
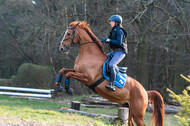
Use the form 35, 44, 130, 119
105, 85, 115, 91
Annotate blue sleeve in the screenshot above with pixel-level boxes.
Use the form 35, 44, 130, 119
110, 29, 123, 46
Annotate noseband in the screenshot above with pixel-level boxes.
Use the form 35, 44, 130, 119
60, 23, 97, 50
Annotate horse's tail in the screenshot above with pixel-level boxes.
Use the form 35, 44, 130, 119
147, 91, 165, 126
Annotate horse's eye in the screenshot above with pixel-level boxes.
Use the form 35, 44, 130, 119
67, 33, 71, 36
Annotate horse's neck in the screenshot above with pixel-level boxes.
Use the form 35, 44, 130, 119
78, 37, 105, 58
79, 44, 99, 56
74, 31, 107, 85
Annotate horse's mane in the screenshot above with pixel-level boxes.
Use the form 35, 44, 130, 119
70, 21, 106, 55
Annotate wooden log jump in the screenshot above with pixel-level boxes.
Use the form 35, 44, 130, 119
118, 107, 129, 125
71, 101, 81, 110
59, 108, 118, 122
60, 100, 129, 125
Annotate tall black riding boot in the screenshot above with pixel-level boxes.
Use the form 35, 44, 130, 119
105, 66, 116, 91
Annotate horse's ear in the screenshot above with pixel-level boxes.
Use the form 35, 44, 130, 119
75, 22, 81, 28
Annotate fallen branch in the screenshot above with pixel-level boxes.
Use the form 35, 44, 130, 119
81, 104, 117, 109
59, 108, 118, 121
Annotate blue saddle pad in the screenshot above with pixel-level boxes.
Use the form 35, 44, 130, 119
103, 57, 127, 88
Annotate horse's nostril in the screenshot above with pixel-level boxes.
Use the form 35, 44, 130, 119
60, 47, 63, 51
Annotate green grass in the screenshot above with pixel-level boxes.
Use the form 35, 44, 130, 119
0, 95, 112, 126
0, 95, 180, 126
143, 112, 180, 126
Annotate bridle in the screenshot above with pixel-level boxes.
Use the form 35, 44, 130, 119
60, 23, 97, 51
60, 23, 79, 50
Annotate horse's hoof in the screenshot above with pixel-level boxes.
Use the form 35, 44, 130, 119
66, 88, 73, 95
57, 86, 63, 92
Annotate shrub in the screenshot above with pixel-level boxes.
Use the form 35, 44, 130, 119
0, 78, 12, 86
11, 63, 52, 89
167, 74, 190, 126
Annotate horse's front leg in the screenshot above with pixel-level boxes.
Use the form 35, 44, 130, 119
59, 68, 75, 75
55, 68, 75, 93
65, 71, 89, 84
55, 68, 75, 85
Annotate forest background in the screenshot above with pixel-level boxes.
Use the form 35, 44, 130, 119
0, 0, 189, 101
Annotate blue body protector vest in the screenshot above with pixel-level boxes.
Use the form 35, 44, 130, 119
109, 26, 128, 54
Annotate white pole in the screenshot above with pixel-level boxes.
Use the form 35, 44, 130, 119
0, 86, 54, 93
0, 92, 52, 98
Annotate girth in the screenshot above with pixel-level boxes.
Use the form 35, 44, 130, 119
88, 77, 105, 93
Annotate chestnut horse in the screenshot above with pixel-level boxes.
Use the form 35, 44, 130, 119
58, 21, 164, 126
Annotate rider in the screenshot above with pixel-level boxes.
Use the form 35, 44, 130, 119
102, 15, 128, 91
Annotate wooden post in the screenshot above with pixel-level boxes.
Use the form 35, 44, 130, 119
118, 107, 129, 125
71, 101, 81, 110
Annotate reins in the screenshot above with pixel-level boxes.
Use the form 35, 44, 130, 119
78, 41, 97, 46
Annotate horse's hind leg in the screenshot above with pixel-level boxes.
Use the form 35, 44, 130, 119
133, 116, 145, 126
128, 110, 134, 126
130, 101, 147, 126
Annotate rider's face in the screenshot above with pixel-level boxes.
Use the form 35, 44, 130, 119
110, 21, 115, 27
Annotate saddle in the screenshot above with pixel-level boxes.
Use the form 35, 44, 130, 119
103, 56, 127, 88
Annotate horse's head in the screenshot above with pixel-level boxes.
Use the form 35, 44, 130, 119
60, 21, 106, 55
59, 22, 80, 53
